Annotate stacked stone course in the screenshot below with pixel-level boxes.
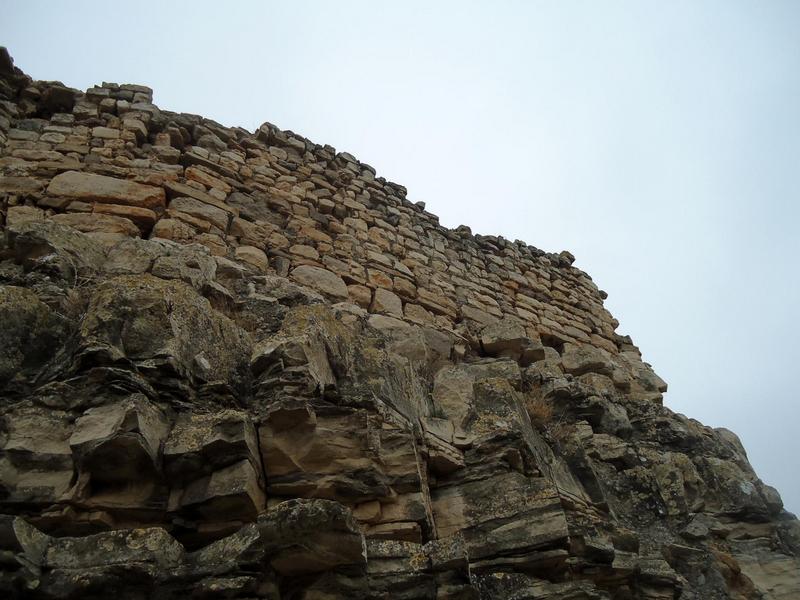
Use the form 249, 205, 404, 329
0, 48, 620, 356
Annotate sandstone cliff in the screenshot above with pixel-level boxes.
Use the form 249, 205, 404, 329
0, 47, 797, 599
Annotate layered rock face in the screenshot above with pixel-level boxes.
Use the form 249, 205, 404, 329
0, 48, 797, 599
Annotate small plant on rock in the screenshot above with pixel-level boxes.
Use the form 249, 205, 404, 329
525, 394, 570, 444
525, 395, 554, 430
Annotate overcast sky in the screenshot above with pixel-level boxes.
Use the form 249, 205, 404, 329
4, 1, 799, 512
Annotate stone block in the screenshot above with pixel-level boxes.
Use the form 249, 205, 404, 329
46, 170, 165, 210
290, 265, 348, 300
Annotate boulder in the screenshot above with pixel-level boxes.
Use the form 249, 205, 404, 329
561, 343, 615, 376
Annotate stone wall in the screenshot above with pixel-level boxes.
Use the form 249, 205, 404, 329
0, 48, 622, 355
0, 47, 798, 599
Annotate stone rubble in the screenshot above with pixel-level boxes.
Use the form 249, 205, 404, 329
0, 47, 798, 599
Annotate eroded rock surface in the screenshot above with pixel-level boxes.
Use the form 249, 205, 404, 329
0, 48, 797, 599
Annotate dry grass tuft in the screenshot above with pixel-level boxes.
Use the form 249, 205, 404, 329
60, 275, 94, 323
524, 394, 570, 444
63, 287, 87, 319
525, 395, 554, 430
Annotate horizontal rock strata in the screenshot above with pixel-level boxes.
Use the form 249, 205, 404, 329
0, 47, 798, 599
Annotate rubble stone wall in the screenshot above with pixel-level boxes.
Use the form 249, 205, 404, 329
0, 47, 798, 600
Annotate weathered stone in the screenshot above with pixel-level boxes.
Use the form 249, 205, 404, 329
69, 395, 169, 483
164, 179, 237, 215
348, 283, 373, 308
92, 202, 157, 232
91, 126, 119, 139
235, 244, 269, 272
150, 242, 217, 289
78, 274, 251, 397
164, 410, 261, 482
0, 405, 74, 507
431, 359, 522, 428
150, 216, 196, 241
5, 204, 45, 227
432, 472, 568, 560
480, 318, 545, 365
169, 195, 231, 231
290, 265, 348, 299
5, 220, 107, 279
46, 527, 184, 570
258, 499, 366, 575
169, 459, 265, 521
51, 211, 140, 238
370, 286, 403, 317
0, 176, 47, 195
561, 343, 615, 376
185, 165, 232, 193
47, 170, 166, 209
103, 237, 163, 275
259, 407, 423, 505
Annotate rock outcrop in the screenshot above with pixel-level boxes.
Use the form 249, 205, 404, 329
0, 47, 798, 599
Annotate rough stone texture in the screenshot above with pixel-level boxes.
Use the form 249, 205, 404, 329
290, 264, 349, 300
47, 170, 166, 210
0, 48, 797, 599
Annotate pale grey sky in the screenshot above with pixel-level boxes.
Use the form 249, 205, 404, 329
4, 1, 799, 511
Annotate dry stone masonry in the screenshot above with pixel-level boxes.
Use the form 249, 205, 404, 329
0, 47, 798, 599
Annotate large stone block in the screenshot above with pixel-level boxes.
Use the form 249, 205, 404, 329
480, 318, 544, 366
69, 395, 169, 483
169, 196, 231, 231
169, 458, 265, 520
0, 405, 74, 507
0, 287, 66, 389
259, 407, 422, 504
47, 170, 166, 210
257, 499, 366, 576
432, 472, 568, 560
5, 220, 107, 279
51, 211, 140, 239
77, 274, 251, 399
164, 410, 261, 482
290, 265, 349, 300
